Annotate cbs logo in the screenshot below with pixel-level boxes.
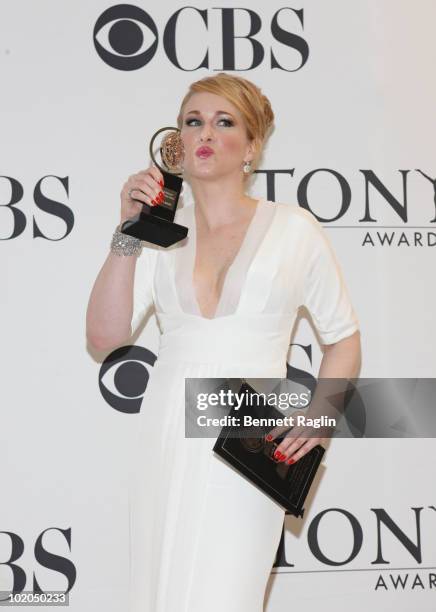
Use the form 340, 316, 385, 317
93, 4, 309, 71
0, 175, 73, 241
0, 528, 76, 596
99, 345, 157, 414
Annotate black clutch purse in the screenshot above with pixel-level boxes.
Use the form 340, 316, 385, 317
213, 380, 325, 518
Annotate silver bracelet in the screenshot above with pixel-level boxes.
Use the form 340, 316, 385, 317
110, 224, 143, 257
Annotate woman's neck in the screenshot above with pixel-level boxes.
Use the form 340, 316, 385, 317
189, 175, 257, 231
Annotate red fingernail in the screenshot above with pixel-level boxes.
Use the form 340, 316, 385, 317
265, 434, 273, 442
280, 454, 287, 462
159, 179, 164, 186
274, 450, 280, 459
151, 199, 157, 206
287, 458, 295, 465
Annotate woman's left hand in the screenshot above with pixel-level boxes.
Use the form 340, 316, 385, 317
265, 410, 330, 465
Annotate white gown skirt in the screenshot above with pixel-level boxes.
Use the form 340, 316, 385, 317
128, 360, 285, 612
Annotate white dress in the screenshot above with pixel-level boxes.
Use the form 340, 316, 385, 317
127, 198, 359, 612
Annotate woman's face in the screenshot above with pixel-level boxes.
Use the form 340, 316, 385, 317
180, 92, 255, 181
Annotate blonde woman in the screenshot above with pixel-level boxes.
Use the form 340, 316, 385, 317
87, 72, 361, 612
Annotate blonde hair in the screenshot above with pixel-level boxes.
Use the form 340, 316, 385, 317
176, 72, 274, 173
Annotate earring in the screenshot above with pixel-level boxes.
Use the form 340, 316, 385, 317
243, 160, 252, 174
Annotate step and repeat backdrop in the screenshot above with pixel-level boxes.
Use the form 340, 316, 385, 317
1, 1, 435, 610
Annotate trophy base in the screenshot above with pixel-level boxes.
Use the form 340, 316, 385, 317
121, 212, 188, 247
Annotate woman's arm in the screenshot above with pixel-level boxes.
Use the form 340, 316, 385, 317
268, 210, 362, 462
318, 329, 361, 379
271, 330, 361, 463
86, 252, 137, 351
86, 164, 164, 352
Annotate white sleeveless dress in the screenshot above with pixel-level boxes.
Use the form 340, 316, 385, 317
127, 199, 359, 612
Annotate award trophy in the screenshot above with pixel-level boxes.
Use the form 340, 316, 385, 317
120, 127, 188, 247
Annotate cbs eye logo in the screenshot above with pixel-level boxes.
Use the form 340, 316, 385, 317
93, 5, 158, 71
99, 345, 156, 413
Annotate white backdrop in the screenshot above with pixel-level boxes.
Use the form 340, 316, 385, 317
1, 1, 435, 610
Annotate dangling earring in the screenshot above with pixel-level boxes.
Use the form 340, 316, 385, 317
243, 160, 252, 174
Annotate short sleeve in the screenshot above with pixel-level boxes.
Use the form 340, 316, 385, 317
130, 245, 158, 335
301, 215, 360, 345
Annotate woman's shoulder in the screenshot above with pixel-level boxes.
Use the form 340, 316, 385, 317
268, 200, 323, 234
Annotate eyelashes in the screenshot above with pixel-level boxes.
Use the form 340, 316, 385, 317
184, 118, 234, 127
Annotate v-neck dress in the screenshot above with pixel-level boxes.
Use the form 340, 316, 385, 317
127, 199, 359, 612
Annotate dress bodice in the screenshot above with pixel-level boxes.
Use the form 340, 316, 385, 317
174, 198, 276, 318
131, 200, 360, 375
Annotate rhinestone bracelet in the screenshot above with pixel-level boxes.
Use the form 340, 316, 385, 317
110, 224, 143, 257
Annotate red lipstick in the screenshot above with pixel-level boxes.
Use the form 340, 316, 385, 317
196, 146, 214, 158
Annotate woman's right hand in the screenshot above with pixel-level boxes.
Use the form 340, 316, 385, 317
120, 164, 165, 224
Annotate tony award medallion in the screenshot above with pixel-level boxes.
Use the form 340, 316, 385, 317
120, 127, 188, 247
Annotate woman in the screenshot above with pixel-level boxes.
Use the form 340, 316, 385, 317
86, 72, 361, 612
